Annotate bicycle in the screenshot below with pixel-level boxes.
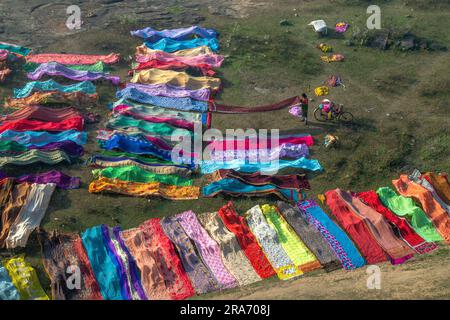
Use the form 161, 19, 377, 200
313, 104, 354, 123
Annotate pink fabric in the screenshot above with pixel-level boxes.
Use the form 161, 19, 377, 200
0, 50, 8, 61
207, 135, 314, 151
176, 211, 237, 289
136, 51, 224, 68
26, 53, 120, 65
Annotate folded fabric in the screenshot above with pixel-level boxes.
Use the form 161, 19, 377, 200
277, 202, 341, 272
297, 200, 366, 270
13, 79, 96, 98
393, 175, 450, 243
245, 205, 302, 280
89, 177, 200, 200
0, 117, 84, 133
200, 157, 322, 174
422, 172, 450, 205
106, 114, 189, 136
356, 191, 437, 254
176, 210, 237, 289
120, 221, 195, 300
217, 202, 275, 278
210, 96, 302, 114
114, 88, 209, 112
23, 61, 107, 73
131, 68, 221, 91
131, 26, 218, 41
26, 53, 120, 65
136, 45, 214, 57
27, 62, 120, 85
0, 149, 72, 167
0, 261, 20, 300
5, 183, 56, 249
5, 91, 98, 108
2, 255, 48, 300
131, 59, 215, 77
136, 48, 223, 69
0, 183, 31, 248
209, 169, 310, 190
160, 215, 220, 294
81, 225, 126, 300
0, 105, 82, 123
261, 204, 322, 273
145, 37, 219, 53
207, 134, 314, 149
124, 82, 210, 101
198, 211, 261, 286
0, 42, 31, 56
335, 22, 350, 33
335, 189, 415, 264
92, 165, 193, 186
0, 130, 87, 147
16, 170, 81, 189
377, 187, 444, 242
203, 178, 302, 202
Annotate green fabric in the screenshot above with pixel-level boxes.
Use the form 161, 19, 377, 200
377, 187, 443, 242
99, 150, 175, 165
92, 165, 193, 186
23, 61, 108, 73
0, 140, 28, 153
0, 43, 31, 56
106, 115, 191, 137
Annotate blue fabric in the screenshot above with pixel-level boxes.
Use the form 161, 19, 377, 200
115, 87, 209, 113
13, 79, 96, 99
0, 130, 87, 147
81, 226, 125, 300
299, 200, 366, 269
100, 133, 174, 162
131, 26, 218, 41
0, 263, 20, 300
203, 178, 300, 201
200, 157, 323, 174
144, 37, 219, 52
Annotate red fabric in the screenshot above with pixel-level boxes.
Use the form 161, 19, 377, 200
140, 218, 195, 300
210, 96, 301, 114
325, 189, 387, 264
217, 202, 275, 279
356, 190, 436, 253
0, 117, 84, 133
132, 60, 215, 77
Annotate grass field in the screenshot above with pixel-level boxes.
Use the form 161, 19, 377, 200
0, 0, 448, 299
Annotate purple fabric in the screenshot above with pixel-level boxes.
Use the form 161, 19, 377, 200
29, 141, 84, 157
100, 225, 132, 300
27, 62, 120, 85
131, 26, 218, 41
279, 143, 309, 158
16, 170, 81, 189
335, 23, 350, 33
124, 83, 210, 101
176, 210, 237, 290
209, 143, 309, 161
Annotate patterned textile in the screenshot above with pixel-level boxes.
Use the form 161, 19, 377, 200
26, 53, 120, 65
297, 200, 366, 270
0, 149, 71, 167
160, 216, 220, 294
0, 261, 20, 300
198, 212, 261, 286
131, 26, 218, 41
217, 202, 275, 279
245, 205, 302, 280
277, 201, 341, 272
13, 79, 96, 98
176, 210, 237, 289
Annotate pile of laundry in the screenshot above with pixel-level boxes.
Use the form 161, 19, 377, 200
0, 42, 31, 82
1, 170, 444, 300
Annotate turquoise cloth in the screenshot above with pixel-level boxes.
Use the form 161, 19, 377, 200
144, 37, 219, 52
13, 79, 96, 99
0, 42, 31, 56
0, 130, 87, 147
200, 157, 323, 174
0, 263, 20, 300
81, 226, 125, 300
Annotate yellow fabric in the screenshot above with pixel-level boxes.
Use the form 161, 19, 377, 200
317, 194, 326, 204
3, 255, 49, 300
131, 68, 221, 90
261, 204, 321, 273
89, 177, 200, 200
314, 86, 329, 96
136, 45, 214, 57
318, 43, 332, 53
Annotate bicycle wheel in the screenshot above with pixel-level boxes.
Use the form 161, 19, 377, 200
314, 108, 327, 122
338, 112, 354, 123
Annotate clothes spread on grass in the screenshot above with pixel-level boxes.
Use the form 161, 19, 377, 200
144, 37, 220, 53
13, 80, 96, 98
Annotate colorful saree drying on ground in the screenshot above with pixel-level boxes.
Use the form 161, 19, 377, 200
0, 130, 87, 147
124, 82, 211, 101
26, 53, 120, 65
144, 37, 219, 52
131, 26, 218, 41
0, 149, 71, 167
5, 91, 98, 108
13, 80, 96, 98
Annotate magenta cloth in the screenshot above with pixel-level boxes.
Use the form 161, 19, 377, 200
175, 211, 237, 289
335, 23, 350, 33
136, 51, 224, 69
207, 135, 314, 151
16, 170, 81, 189
0, 50, 8, 61
124, 83, 210, 101
131, 26, 218, 41
209, 143, 309, 161
29, 140, 84, 157
27, 62, 120, 85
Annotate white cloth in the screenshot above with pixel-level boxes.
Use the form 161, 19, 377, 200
308, 20, 327, 32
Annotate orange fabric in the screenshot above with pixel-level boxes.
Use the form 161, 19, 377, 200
393, 175, 450, 244
423, 172, 450, 205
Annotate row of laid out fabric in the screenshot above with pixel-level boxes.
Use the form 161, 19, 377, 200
1, 170, 448, 300
87, 25, 321, 201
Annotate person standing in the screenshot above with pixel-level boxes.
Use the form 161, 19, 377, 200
300, 93, 309, 125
